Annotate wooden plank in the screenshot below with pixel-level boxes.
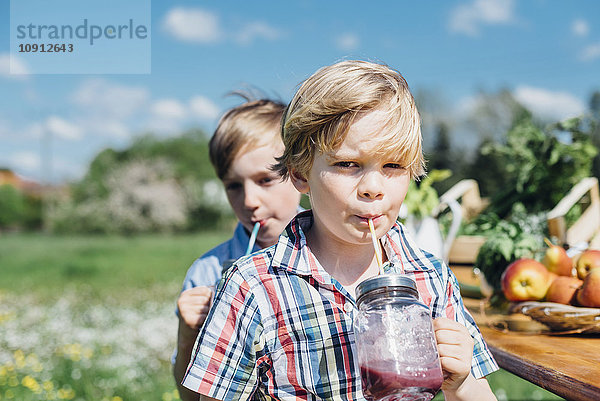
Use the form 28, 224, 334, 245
463, 297, 600, 401
480, 326, 600, 401
448, 235, 487, 264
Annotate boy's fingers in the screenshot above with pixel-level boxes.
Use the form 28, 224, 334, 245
435, 329, 466, 345
437, 343, 471, 359
433, 317, 466, 331
183, 286, 213, 297
179, 287, 214, 305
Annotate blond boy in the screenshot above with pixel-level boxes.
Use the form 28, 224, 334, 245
174, 99, 301, 401
182, 61, 498, 400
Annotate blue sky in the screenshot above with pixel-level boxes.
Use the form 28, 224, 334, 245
1, 0, 599, 183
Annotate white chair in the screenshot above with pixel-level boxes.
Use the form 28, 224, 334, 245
402, 179, 488, 264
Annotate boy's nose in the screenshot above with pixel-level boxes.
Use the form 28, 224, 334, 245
358, 171, 384, 200
243, 184, 261, 209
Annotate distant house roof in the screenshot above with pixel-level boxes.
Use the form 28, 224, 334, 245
0, 169, 43, 195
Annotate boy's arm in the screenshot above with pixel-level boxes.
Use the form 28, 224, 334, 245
174, 317, 200, 401
433, 317, 497, 401
173, 287, 213, 401
443, 375, 495, 401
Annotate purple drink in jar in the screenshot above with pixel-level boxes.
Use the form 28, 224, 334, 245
354, 274, 443, 401
360, 364, 443, 401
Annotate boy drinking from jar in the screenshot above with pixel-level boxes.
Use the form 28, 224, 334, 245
182, 60, 498, 400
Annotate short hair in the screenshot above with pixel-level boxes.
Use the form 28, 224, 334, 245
209, 98, 286, 180
274, 60, 425, 180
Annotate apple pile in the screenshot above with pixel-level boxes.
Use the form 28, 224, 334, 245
500, 242, 600, 307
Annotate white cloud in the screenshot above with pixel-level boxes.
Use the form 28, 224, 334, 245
162, 7, 222, 43
449, 0, 516, 36
100, 121, 130, 139
9, 151, 40, 171
70, 79, 149, 119
146, 96, 219, 133
334, 33, 359, 51
580, 42, 600, 62
143, 118, 183, 135
162, 7, 281, 46
151, 99, 187, 120
189, 96, 220, 121
514, 86, 585, 120
235, 22, 280, 45
45, 116, 83, 140
572, 19, 589, 37
0, 53, 30, 79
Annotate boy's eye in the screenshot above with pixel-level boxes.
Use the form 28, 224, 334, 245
224, 182, 242, 191
334, 161, 357, 168
259, 176, 274, 185
384, 163, 404, 169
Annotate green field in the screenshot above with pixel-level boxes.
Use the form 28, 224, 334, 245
0, 232, 564, 400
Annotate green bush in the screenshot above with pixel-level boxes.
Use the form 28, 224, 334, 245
0, 184, 25, 227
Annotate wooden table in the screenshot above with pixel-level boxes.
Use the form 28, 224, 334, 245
454, 267, 600, 401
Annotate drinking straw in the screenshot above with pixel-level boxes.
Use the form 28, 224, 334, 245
245, 222, 261, 256
368, 218, 385, 275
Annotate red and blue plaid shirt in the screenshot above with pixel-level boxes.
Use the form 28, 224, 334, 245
182, 211, 498, 400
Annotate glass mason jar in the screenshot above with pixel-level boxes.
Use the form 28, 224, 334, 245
354, 274, 443, 401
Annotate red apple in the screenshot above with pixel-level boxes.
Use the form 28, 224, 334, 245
501, 258, 551, 302
545, 276, 582, 305
546, 271, 558, 286
542, 239, 574, 277
574, 249, 600, 280
576, 267, 600, 307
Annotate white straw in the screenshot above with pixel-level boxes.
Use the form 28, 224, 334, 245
368, 218, 384, 274
245, 222, 260, 256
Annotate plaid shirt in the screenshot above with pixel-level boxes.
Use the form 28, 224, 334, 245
182, 210, 498, 400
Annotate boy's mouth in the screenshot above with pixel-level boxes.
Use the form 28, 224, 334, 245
251, 218, 267, 227
357, 214, 383, 224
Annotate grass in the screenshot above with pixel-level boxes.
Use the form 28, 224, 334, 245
0, 231, 230, 301
0, 231, 565, 400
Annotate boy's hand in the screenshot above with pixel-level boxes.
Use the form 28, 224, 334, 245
433, 317, 474, 392
178, 286, 213, 330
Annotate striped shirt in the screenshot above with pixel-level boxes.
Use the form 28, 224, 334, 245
182, 210, 498, 400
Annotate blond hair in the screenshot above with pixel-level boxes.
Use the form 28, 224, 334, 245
209, 98, 286, 180
275, 60, 425, 180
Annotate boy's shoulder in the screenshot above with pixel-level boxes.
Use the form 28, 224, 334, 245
387, 221, 448, 277
226, 244, 278, 284
198, 222, 249, 260
182, 222, 250, 290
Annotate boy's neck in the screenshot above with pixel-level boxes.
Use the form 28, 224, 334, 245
305, 227, 383, 297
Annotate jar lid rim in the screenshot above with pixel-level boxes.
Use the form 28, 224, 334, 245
355, 274, 417, 301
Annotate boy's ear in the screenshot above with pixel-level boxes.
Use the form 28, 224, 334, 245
289, 169, 310, 194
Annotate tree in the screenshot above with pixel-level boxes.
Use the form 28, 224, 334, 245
588, 91, 600, 179
0, 184, 25, 228
50, 128, 232, 234
425, 122, 466, 195
476, 116, 597, 219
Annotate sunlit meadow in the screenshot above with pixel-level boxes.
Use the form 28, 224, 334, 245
0, 232, 232, 401
0, 290, 182, 401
